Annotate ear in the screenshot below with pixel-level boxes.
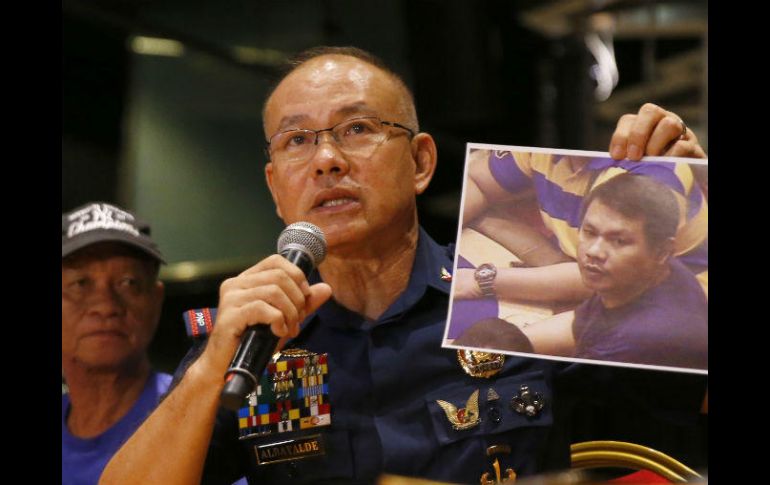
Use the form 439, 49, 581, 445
153, 280, 165, 309
265, 162, 284, 219
411, 133, 437, 195
655, 237, 676, 265
149, 280, 165, 335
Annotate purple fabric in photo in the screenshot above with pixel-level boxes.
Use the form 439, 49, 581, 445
572, 258, 708, 370
446, 255, 499, 339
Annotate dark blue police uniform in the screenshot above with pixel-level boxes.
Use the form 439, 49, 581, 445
174, 228, 568, 484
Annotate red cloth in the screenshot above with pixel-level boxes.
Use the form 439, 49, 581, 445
610, 469, 670, 483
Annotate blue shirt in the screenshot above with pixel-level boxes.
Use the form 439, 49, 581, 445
186, 228, 566, 484
62, 371, 173, 485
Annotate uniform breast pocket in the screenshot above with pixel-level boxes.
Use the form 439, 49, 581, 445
424, 370, 553, 447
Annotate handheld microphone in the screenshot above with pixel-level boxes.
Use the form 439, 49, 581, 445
220, 221, 327, 411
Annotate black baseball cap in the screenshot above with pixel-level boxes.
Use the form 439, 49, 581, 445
62, 201, 165, 263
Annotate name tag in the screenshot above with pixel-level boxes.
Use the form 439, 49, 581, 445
254, 434, 326, 465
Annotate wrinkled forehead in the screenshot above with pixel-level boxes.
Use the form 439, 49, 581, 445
263, 55, 404, 135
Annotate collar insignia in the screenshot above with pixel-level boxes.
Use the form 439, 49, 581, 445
440, 266, 452, 282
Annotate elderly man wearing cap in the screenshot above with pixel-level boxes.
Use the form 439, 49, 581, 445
61, 201, 171, 485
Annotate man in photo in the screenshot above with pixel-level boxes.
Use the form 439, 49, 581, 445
571, 172, 708, 370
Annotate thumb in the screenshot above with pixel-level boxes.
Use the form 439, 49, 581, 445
306, 283, 333, 314
280, 283, 333, 340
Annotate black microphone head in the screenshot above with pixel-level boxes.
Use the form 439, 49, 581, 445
277, 222, 327, 267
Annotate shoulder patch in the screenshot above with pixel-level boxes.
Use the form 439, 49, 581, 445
182, 307, 218, 339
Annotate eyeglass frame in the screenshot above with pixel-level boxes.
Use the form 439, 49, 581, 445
264, 116, 416, 163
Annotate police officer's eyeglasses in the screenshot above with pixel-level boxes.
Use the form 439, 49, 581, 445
266, 116, 415, 165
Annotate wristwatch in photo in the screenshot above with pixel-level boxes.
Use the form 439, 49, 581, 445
474, 263, 497, 298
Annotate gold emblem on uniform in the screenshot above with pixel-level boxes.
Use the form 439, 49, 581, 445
275, 348, 317, 359
436, 389, 481, 430
457, 349, 505, 378
480, 458, 517, 484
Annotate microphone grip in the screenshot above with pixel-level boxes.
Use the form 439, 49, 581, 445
219, 246, 318, 411
220, 326, 279, 411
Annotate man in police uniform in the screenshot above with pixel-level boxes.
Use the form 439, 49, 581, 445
101, 47, 704, 484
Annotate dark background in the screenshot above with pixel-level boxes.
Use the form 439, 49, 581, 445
62, 0, 708, 373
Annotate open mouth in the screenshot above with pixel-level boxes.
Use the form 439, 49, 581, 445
313, 188, 360, 210
318, 197, 356, 208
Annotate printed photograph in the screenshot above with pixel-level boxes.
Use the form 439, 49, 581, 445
443, 144, 708, 375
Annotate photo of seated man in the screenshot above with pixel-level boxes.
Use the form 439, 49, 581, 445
452, 172, 707, 373
444, 146, 707, 348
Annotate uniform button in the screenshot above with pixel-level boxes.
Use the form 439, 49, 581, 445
286, 462, 298, 479
487, 388, 501, 424
488, 406, 501, 424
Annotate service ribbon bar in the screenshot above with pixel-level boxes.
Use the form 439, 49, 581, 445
238, 352, 331, 439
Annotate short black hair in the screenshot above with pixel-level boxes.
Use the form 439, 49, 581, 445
454, 317, 534, 353
581, 173, 680, 251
